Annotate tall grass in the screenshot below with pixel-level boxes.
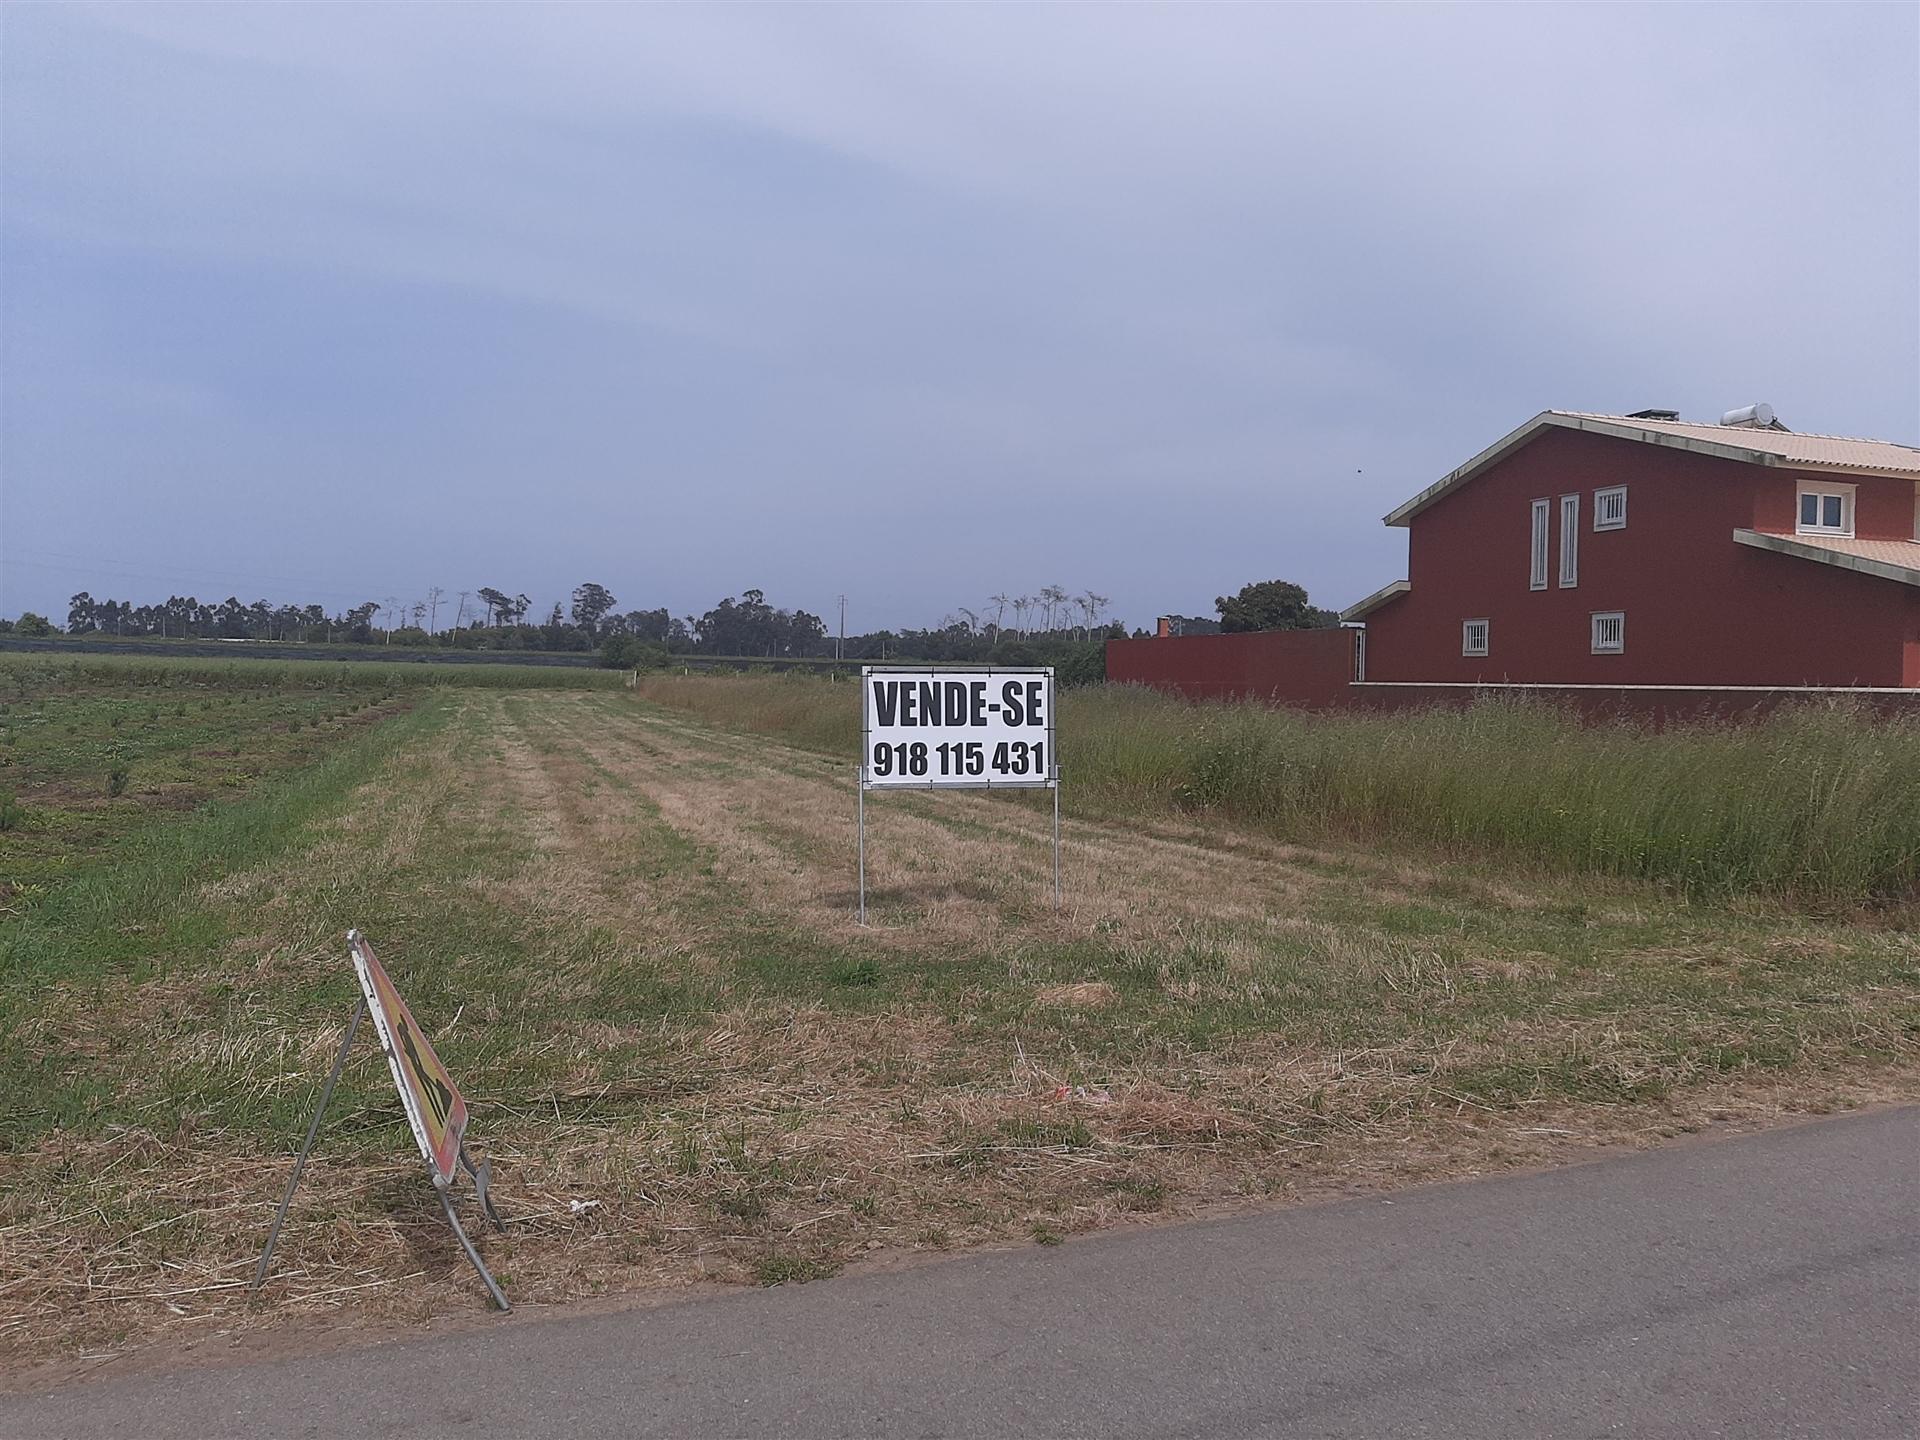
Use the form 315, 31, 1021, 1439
635, 674, 1920, 904
0, 652, 627, 693
640, 670, 864, 752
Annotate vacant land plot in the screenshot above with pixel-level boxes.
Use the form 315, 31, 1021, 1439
639, 674, 1920, 905
3, 675, 1916, 1372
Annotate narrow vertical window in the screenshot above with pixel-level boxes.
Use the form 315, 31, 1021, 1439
1559, 495, 1579, 587
1530, 499, 1550, 590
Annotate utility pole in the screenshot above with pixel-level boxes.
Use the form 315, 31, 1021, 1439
427, 586, 444, 634
837, 595, 846, 661
455, 591, 471, 630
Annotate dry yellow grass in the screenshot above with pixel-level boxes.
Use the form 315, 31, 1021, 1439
4, 688, 1916, 1380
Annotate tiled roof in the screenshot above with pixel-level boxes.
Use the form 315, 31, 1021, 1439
1552, 413, 1920, 477
1732, 529, 1920, 588
1385, 412, 1920, 526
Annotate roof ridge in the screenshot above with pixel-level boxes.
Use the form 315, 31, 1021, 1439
1550, 411, 1919, 450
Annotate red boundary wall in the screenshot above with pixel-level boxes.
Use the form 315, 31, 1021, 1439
1104, 629, 1356, 708
1105, 633, 1920, 721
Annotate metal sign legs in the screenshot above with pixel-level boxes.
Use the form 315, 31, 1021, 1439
252, 999, 511, 1311
856, 767, 1062, 925
253, 998, 365, 1293
439, 1151, 510, 1312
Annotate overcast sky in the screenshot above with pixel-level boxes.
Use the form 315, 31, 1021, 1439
3, 3, 1916, 633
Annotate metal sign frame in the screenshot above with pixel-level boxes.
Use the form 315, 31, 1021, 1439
253, 931, 510, 1311
350, 931, 468, 1188
857, 665, 1060, 924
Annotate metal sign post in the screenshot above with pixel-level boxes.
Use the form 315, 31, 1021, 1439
856, 666, 1060, 922
1053, 765, 1062, 909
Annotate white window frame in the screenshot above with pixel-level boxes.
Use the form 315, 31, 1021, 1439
1795, 481, 1855, 538
1462, 618, 1489, 657
1593, 485, 1627, 531
1590, 611, 1625, 655
1529, 499, 1549, 590
1558, 494, 1579, 588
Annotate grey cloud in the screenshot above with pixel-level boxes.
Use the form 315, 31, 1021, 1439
2, 4, 1914, 630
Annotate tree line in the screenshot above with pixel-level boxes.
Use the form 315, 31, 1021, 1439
17, 576, 1335, 667
39, 582, 1124, 669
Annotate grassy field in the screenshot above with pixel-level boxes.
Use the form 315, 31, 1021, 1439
637, 674, 1920, 906
0, 663, 411, 898
0, 652, 630, 693
2, 669, 1916, 1371
0, 636, 603, 669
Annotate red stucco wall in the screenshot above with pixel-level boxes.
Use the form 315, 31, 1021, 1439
1105, 628, 1357, 707
1346, 683, 1920, 724
1363, 429, 1917, 687
1751, 469, 1919, 539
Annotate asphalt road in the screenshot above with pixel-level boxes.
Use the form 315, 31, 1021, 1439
7, 1108, 1916, 1439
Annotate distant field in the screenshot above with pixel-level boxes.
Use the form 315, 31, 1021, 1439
2, 636, 903, 678
0, 635, 600, 668
0, 651, 630, 694
636, 674, 1920, 907
0, 662, 413, 895
2, 671, 1914, 1369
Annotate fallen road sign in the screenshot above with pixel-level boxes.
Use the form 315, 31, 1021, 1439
252, 930, 509, 1311
351, 930, 468, 1187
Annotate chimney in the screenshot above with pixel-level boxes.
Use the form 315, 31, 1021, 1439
1156, 617, 1173, 638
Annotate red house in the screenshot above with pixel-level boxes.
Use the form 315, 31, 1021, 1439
1344, 408, 1920, 689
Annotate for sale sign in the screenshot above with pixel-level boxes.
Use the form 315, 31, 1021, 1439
862, 667, 1055, 789
349, 930, 469, 1188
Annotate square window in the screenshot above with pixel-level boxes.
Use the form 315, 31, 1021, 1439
1796, 483, 1855, 537
1593, 486, 1627, 531
1591, 611, 1625, 654
1462, 619, 1489, 657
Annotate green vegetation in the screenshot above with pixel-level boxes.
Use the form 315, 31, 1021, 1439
637, 674, 1920, 905
2, 672, 1913, 1361
51, 579, 1126, 665
0, 659, 418, 895
0, 651, 629, 695
1214, 577, 1339, 632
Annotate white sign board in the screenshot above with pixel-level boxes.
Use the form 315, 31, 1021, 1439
861, 667, 1055, 789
